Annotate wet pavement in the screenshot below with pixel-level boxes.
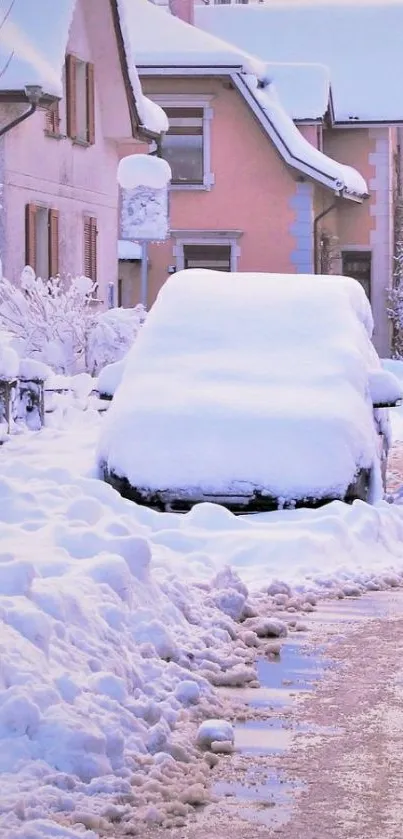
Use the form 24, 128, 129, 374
138, 588, 403, 839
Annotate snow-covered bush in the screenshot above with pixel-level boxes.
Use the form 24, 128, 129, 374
87, 304, 145, 376
0, 267, 145, 375
387, 240, 403, 358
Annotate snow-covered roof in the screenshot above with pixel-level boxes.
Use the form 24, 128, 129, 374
118, 0, 366, 198
195, 2, 403, 124
116, 0, 169, 133
0, 0, 75, 98
261, 63, 331, 122
118, 240, 142, 260
118, 0, 266, 76
0, 0, 167, 136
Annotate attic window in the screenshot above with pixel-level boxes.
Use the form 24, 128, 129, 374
66, 54, 95, 145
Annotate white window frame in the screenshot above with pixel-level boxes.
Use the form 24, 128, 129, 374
172, 231, 242, 272
151, 94, 215, 191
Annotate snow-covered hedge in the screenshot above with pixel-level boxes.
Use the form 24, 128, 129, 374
0, 267, 145, 376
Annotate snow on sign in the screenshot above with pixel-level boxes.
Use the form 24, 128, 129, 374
118, 153, 171, 242
120, 184, 169, 242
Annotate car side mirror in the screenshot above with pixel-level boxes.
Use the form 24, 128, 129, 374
369, 369, 403, 408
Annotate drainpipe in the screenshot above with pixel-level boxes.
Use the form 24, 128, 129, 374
0, 84, 43, 138
313, 201, 337, 274
139, 139, 163, 309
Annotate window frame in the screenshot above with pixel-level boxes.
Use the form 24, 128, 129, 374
151, 95, 214, 191
172, 231, 242, 272
25, 203, 59, 279
341, 248, 372, 300
66, 53, 95, 146
183, 243, 232, 272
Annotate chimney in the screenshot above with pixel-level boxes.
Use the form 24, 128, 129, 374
169, 0, 194, 25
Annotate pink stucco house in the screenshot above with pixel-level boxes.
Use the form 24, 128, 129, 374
194, 0, 403, 358
0, 0, 166, 305
119, 0, 398, 357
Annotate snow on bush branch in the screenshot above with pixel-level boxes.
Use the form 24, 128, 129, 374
0, 265, 145, 375
387, 240, 403, 358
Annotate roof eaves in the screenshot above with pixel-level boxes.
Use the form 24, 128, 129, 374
137, 64, 245, 76
109, 0, 161, 142
232, 73, 367, 202
0, 89, 58, 106
334, 119, 403, 127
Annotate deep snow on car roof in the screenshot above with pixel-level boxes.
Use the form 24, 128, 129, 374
98, 270, 382, 504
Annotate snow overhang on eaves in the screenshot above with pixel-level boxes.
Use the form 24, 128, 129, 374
111, 0, 168, 140
232, 73, 368, 202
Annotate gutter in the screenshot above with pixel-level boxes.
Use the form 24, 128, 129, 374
0, 85, 43, 138
0, 101, 36, 138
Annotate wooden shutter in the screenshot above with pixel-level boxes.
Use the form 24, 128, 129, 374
45, 101, 60, 135
84, 216, 97, 284
66, 54, 77, 139
86, 62, 95, 144
48, 209, 59, 277
25, 204, 37, 271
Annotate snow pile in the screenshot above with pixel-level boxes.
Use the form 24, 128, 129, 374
148, 498, 403, 593
0, 422, 261, 836
99, 270, 385, 505
2, 379, 403, 833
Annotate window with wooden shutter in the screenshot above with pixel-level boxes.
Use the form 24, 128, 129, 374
84, 216, 97, 286
66, 54, 95, 145
25, 204, 37, 271
66, 53, 77, 140
86, 62, 95, 144
25, 204, 60, 279
48, 209, 59, 277
45, 101, 61, 136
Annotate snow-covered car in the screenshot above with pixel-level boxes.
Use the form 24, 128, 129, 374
98, 270, 403, 512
